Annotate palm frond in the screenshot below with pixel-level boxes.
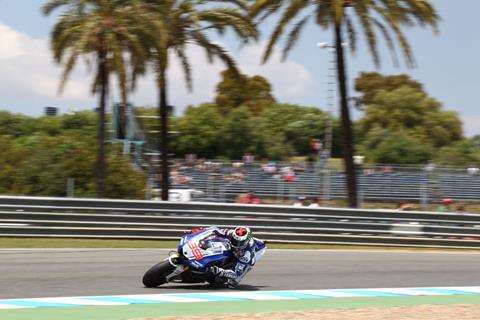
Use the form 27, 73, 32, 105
42, 0, 73, 15
282, 15, 310, 61
199, 0, 250, 11
58, 50, 80, 94
353, 2, 380, 67
197, 8, 258, 42
250, 0, 286, 19
263, 0, 310, 63
252, 0, 439, 69
371, 17, 399, 67
175, 46, 193, 92
374, 4, 416, 67
345, 16, 357, 53
192, 30, 237, 73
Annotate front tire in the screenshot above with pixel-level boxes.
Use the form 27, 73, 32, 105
142, 261, 175, 288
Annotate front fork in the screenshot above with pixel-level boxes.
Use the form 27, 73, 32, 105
165, 253, 189, 282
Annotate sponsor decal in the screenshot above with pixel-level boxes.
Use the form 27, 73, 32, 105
187, 241, 204, 260
239, 251, 251, 264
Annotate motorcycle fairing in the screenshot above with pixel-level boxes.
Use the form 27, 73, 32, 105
178, 227, 233, 271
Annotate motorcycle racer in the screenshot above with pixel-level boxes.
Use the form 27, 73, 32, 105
206, 226, 265, 287
143, 226, 266, 288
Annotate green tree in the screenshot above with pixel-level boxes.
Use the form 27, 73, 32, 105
105, 152, 147, 199
256, 104, 329, 159
43, 0, 147, 197
0, 111, 35, 137
356, 86, 463, 149
0, 135, 27, 194
359, 128, 432, 164
11, 131, 146, 198
61, 111, 97, 133
138, 0, 257, 200
285, 112, 331, 155
173, 104, 225, 158
33, 116, 63, 136
14, 132, 97, 196
222, 106, 256, 159
251, 0, 439, 207
434, 137, 480, 166
354, 71, 424, 107
215, 69, 275, 115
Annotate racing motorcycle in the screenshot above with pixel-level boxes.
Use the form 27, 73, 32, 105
142, 227, 266, 288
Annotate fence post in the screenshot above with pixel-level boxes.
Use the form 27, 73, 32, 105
420, 180, 428, 208
66, 178, 75, 197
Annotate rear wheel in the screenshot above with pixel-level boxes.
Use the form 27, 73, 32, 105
142, 261, 175, 288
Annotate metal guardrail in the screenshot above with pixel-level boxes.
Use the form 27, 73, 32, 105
0, 196, 479, 249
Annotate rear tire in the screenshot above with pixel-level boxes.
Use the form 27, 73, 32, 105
142, 261, 176, 288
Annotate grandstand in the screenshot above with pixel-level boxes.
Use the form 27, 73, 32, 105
110, 106, 480, 205
169, 162, 480, 204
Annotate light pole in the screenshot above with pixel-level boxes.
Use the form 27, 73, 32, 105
316, 42, 337, 164
317, 42, 337, 202
317, 41, 350, 204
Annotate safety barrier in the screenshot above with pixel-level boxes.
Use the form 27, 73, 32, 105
0, 196, 479, 249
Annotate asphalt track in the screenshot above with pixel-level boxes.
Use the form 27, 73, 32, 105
1, 249, 480, 299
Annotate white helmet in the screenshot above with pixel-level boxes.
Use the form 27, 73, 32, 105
231, 226, 252, 250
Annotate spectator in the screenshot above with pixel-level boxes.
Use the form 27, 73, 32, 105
185, 154, 197, 166
293, 162, 306, 173
396, 202, 414, 211
230, 172, 245, 183
250, 195, 261, 204
240, 191, 261, 204
261, 162, 277, 176
233, 161, 244, 168
437, 198, 453, 212
293, 197, 305, 207
281, 166, 295, 182
383, 165, 392, 174
243, 153, 254, 166
310, 139, 322, 155
176, 175, 193, 185
309, 197, 322, 208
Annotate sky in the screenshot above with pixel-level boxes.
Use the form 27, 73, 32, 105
0, 0, 479, 136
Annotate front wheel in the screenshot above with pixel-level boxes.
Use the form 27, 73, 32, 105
142, 261, 175, 288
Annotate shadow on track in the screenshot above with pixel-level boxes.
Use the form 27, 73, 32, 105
144, 284, 270, 291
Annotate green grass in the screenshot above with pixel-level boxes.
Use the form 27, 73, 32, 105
0, 237, 478, 252
0, 237, 179, 249
1, 295, 480, 320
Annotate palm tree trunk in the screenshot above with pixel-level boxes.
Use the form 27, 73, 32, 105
158, 68, 169, 201
96, 48, 108, 198
335, 23, 358, 208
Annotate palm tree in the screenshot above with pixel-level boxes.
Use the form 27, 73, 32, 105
250, 0, 439, 207
137, 0, 257, 200
43, 0, 148, 197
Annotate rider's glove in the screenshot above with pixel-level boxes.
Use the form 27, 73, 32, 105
209, 266, 224, 276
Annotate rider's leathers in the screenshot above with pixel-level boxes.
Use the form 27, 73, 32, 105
211, 227, 259, 286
